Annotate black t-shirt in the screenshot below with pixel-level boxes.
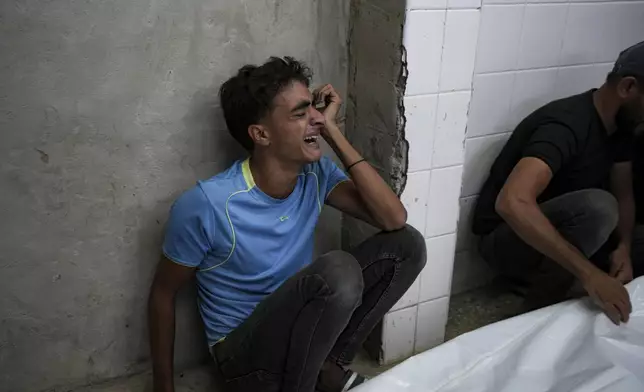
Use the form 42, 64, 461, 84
472, 90, 633, 235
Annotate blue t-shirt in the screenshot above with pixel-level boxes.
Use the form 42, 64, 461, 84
162, 156, 349, 345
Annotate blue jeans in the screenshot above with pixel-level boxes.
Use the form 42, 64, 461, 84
211, 226, 426, 392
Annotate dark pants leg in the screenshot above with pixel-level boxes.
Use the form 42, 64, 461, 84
212, 225, 426, 392
629, 224, 644, 278
479, 189, 619, 310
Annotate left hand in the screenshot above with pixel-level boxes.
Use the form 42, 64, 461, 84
609, 244, 634, 284
313, 84, 343, 130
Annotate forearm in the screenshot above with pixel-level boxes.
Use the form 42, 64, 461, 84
148, 289, 176, 392
324, 125, 406, 229
499, 199, 601, 282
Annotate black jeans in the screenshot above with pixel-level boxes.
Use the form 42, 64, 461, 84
211, 225, 426, 392
479, 189, 644, 309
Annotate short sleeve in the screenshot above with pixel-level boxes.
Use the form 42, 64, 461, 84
162, 186, 216, 268
522, 123, 579, 175
317, 156, 349, 200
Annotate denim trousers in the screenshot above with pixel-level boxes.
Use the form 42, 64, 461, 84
210, 225, 426, 392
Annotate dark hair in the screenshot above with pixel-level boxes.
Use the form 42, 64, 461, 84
219, 57, 313, 151
606, 71, 644, 88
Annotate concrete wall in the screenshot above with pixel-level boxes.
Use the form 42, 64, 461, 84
455, 0, 644, 294
0, 1, 348, 391
343, 0, 409, 252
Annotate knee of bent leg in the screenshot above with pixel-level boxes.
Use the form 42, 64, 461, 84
317, 250, 364, 308
584, 189, 619, 235
389, 225, 427, 273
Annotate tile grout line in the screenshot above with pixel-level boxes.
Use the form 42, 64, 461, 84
476, 61, 614, 76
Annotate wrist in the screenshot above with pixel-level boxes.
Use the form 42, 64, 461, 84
616, 241, 631, 253
579, 263, 603, 285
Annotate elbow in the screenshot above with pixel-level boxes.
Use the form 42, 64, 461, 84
495, 190, 526, 222
383, 206, 408, 231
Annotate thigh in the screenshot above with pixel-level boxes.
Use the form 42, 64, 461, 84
212, 251, 359, 391
479, 189, 618, 280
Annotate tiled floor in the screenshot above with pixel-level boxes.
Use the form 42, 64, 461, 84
71, 285, 524, 392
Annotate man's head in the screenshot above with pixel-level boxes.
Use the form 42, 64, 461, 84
606, 41, 644, 132
219, 57, 326, 164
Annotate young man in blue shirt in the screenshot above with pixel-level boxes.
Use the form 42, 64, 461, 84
148, 57, 426, 392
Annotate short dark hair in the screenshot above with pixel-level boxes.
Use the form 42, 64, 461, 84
606, 71, 644, 88
219, 57, 313, 151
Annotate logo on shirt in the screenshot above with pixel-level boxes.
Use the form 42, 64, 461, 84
279, 216, 289, 222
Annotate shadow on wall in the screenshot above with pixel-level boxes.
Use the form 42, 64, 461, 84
181, 86, 247, 179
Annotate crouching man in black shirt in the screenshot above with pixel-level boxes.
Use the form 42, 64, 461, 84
472, 41, 644, 324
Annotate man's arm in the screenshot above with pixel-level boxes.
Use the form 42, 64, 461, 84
609, 161, 635, 283
148, 257, 196, 392
496, 157, 631, 324
315, 84, 407, 231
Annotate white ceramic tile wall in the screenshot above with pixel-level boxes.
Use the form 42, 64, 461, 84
400, 171, 431, 235
407, 0, 448, 10
425, 165, 463, 237
439, 10, 480, 92
462, 132, 511, 198
467, 72, 515, 138
405, 95, 438, 172
475, 5, 524, 74
456, 0, 644, 297
414, 296, 450, 353
403, 11, 446, 96
382, 306, 417, 364
383, 0, 481, 363
433, 91, 471, 168
419, 234, 457, 302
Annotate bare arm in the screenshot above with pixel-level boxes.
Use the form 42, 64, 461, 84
324, 126, 407, 231
315, 84, 407, 231
496, 157, 631, 323
495, 157, 599, 282
148, 256, 196, 392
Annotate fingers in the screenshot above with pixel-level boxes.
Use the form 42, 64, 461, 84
615, 270, 632, 284
604, 306, 622, 325
607, 285, 631, 323
313, 84, 341, 106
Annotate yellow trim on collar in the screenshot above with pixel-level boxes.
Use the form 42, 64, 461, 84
241, 158, 255, 190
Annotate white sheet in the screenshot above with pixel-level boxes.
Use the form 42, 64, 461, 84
355, 277, 644, 392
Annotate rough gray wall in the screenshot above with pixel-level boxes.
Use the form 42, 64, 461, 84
344, 0, 407, 249
0, 1, 348, 391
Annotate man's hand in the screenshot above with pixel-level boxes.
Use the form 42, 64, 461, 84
313, 84, 342, 130
609, 244, 634, 284
582, 269, 632, 325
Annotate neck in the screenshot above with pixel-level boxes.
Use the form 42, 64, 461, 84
249, 151, 302, 199
593, 85, 620, 135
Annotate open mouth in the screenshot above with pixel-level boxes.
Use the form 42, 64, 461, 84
304, 135, 320, 147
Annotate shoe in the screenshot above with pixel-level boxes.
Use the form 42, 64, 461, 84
316, 362, 368, 392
